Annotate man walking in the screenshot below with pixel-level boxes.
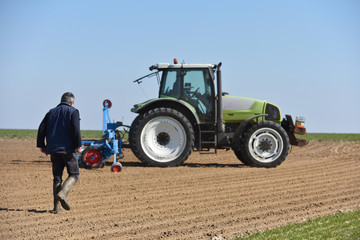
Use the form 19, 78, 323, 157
37, 92, 82, 214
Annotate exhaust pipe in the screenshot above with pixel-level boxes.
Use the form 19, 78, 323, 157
216, 62, 224, 132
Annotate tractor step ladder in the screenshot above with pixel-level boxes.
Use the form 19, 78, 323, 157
199, 129, 217, 155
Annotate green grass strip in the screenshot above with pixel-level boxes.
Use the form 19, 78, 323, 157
296, 133, 360, 142
236, 210, 360, 240
0, 129, 103, 139
0, 129, 359, 141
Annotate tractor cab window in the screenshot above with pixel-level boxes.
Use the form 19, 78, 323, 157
182, 70, 214, 122
159, 70, 182, 98
160, 68, 214, 123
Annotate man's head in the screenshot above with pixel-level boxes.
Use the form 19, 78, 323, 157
61, 92, 75, 105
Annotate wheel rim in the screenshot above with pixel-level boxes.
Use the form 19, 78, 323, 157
103, 99, 112, 108
248, 127, 283, 163
111, 162, 122, 172
113, 165, 121, 172
84, 149, 102, 166
140, 116, 186, 162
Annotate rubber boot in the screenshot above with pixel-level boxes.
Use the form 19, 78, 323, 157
55, 176, 76, 211
53, 183, 62, 214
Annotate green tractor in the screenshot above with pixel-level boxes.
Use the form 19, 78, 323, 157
129, 60, 307, 167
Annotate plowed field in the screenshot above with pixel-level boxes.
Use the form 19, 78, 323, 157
1, 138, 359, 239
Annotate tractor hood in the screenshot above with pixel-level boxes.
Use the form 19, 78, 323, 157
222, 96, 281, 123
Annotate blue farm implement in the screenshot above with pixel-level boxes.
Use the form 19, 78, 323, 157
79, 99, 130, 172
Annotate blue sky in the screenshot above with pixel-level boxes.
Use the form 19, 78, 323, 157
1, 0, 359, 133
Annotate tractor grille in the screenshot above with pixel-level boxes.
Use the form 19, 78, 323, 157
265, 103, 280, 121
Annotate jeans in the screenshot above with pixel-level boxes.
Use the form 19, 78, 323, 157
51, 153, 79, 184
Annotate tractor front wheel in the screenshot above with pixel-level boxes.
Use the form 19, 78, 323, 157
129, 108, 194, 167
241, 121, 290, 168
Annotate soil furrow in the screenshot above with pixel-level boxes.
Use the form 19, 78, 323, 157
1, 139, 360, 240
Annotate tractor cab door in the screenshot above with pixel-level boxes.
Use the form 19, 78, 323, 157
182, 69, 215, 123
159, 68, 215, 123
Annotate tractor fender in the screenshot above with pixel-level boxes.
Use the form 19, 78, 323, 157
131, 98, 200, 125
231, 114, 268, 151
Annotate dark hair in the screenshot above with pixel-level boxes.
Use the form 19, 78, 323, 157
61, 92, 75, 104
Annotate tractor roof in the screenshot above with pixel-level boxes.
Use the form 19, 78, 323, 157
150, 63, 216, 71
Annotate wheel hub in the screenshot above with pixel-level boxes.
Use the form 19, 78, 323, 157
258, 139, 272, 152
157, 132, 170, 146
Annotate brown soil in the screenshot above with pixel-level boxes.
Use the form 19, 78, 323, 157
0, 138, 359, 240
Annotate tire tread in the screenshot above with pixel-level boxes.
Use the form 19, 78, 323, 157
129, 108, 194, 167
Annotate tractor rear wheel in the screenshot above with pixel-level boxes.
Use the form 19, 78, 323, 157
233, 150, 251, 166
129, 108, 194, 167
241, 121, 289, 168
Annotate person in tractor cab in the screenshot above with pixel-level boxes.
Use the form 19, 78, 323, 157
37, 92, 82, 214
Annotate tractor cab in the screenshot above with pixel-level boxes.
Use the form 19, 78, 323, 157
156, 63, 216, 123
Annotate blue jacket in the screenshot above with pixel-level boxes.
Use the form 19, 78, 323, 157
37, 102, 81, 154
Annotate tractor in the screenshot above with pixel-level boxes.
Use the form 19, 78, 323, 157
129, 59, 307, 167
